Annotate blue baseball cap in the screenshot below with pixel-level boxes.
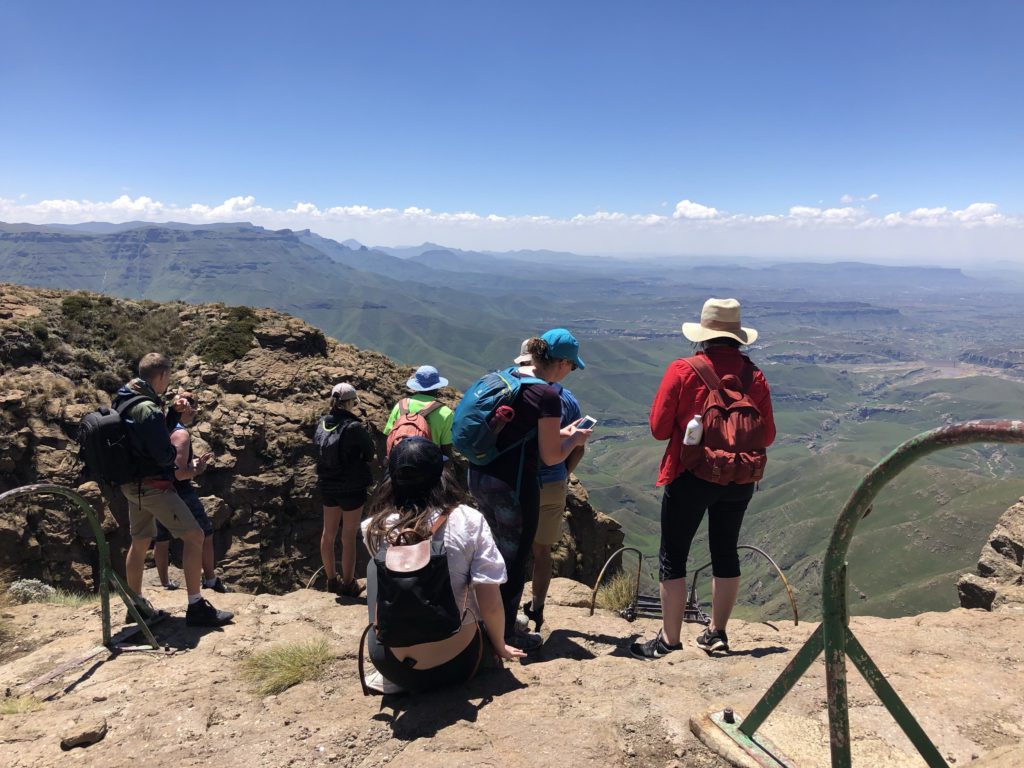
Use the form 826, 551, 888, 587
541, 328, 585, 370
406, 364, 449, 392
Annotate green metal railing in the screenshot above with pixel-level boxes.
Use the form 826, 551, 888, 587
589, 544, 799, 626
730, 419, 1024, 768
0, 483, 159, 649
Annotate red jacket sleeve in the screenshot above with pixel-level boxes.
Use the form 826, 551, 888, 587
650, 361, 684, 440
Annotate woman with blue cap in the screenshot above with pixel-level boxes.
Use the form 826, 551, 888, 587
466, 328, 592, 652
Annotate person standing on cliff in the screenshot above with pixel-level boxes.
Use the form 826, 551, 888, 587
514, 340, 585, 633
115, 353, 234, 627
152, 392, 231, 594
630, 299, 775, 659
383, 365, 454, 456
314, 382, 375, 597
466, 329, 591, 652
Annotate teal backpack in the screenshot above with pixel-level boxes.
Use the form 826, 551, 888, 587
451, 367, 545, 466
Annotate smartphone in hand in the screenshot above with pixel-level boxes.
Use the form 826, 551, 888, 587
576, 415, 597, 431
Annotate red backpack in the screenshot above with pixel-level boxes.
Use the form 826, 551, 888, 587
682, 355, 768, 485
385, 398, 442, 457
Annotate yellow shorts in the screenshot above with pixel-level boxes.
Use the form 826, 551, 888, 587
534, 479, 568, 547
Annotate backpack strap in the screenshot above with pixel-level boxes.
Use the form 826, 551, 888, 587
685, 355, 721, 390
114, 394, 158, 420
398, 398, 410, 416
357, 623, 373, 696
417, 399, 443, 417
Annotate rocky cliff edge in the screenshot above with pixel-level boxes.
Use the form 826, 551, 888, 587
0, 283, 623, 593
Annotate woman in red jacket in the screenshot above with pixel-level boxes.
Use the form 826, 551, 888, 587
631, 298, 775, 659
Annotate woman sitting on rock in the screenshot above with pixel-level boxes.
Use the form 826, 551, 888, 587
360, 438, 525, 694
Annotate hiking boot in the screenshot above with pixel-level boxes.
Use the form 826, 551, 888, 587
506, 627, 543, 653
185, 597, 234, 627
326, 576, 342, 594
522, 600, 545, 632
695, 628, 729, 653
630, 630, 682, 660
123, 596, 160, 625
337, 579, 364, 598
203, 577, 231, 594
161, 580, 180, 591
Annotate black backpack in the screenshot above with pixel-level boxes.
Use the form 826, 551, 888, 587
357, 513, 482, 695
314, 415, 356, 476
77, 395, 156, 486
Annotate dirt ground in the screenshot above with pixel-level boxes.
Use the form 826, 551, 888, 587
1, 577, 1022, 768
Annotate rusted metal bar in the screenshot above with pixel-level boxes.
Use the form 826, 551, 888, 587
0, 482, 159, 649
589, 546, 643, 616
740, 624, 824, 737
821, 420, 1024, 766
729, 420, 1024, 767
690, 545, 800, 627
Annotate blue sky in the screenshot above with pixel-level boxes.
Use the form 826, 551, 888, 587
2, 1, 1022, 262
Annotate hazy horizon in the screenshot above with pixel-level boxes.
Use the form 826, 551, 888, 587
3, 2, 1022, 267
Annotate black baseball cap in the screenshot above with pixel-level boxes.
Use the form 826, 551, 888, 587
388, 437, 445, 500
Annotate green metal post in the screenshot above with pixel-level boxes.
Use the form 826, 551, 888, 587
845, 629, 947, 767
0, 482, 158, 649
820, 420, 1024, 766
739, 624, 824, 736
727, 420, 1024, 767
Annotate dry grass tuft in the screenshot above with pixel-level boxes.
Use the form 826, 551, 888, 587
42, 589, 100, 608
595, 569, 639, 612
0, 695, 43, 715
241, 637, 333, 695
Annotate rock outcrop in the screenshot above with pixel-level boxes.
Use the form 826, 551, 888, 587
0, 283, 622, 593
958, 495, 1024, 611
1, 578, 1023, 767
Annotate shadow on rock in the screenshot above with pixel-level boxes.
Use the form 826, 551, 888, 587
136, 615, 234, 653
372, 668, 526, 740
718, 645, 788, 658
522, 627, 637, 665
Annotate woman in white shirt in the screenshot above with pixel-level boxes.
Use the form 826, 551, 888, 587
361, 438, 525, 693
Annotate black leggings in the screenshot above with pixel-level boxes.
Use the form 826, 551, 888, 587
467, 469, 540, 635
658, 471, 755, 581
367, 626, 485, 693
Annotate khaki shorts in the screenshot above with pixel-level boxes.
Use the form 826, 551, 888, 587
534, 479, 568, 547
120, 483, 202, 541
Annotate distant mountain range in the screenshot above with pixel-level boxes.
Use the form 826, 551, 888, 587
3, 219, 1024, 620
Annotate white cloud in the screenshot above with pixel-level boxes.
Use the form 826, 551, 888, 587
673, 199, 719, 219
841, 193, 880, 204
0, 194, 1021, 265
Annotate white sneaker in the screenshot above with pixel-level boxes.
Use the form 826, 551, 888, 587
364, 668, 405, 695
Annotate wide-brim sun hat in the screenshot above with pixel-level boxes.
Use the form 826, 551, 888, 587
682, 298, 758, 345
406, 364, 448, 392
540, 328, 585, 370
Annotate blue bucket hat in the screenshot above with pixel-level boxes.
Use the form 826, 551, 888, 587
406, 364, 449, 392
541, 328, 585, 370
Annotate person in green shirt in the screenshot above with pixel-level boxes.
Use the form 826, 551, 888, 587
384, 365, 454, 456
